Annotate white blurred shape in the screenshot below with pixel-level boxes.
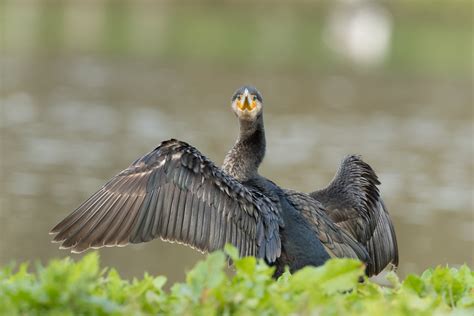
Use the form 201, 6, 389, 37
325, 1, 392, 67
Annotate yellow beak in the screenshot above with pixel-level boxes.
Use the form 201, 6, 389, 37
237, 92, 257, 111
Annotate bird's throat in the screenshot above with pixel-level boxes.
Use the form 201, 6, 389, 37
223, 116, 266, 182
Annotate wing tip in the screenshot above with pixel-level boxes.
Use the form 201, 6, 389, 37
49, 223, 63, 235
51, 238, 62, 244
341, 154, 379, 179
70, 248, 87, 254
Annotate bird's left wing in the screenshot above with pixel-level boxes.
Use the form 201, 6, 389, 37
50, 139, 281, 263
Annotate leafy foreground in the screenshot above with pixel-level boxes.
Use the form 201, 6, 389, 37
0, 247, 472, 316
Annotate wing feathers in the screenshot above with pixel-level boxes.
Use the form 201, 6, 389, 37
186, 196, 199, 245
50, 139, 281, 263
58, 191, 115, 244
160, 183, 175, 239
51, 189, 109, 239
91, 195, 131, 248
284, 190, 370, 264
180, 191, 194, 243
71, 193, 123, 248
132, 189, 155, 243
310, 155, 398, 275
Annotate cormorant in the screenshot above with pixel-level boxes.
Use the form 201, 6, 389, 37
50, 86, 398, 277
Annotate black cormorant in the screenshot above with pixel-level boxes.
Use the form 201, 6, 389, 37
50, 86, 399, 277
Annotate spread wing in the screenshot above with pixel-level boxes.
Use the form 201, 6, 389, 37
284, 190, 370, 264
310, 155, 399, 276
50, 139, 281, 263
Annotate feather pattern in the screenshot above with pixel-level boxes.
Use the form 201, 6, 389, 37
284, 190, 370, 264
50, 139, 281, 263
310, 155, 399, 276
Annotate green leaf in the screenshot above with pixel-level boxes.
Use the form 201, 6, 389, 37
403, 274, 426, 295
291, 258, 364, 294
0, 251, 472, 315
153, 276, 167, 290
224, 243, 240, 261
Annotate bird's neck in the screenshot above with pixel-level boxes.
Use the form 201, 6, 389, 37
223, 115, 266, 182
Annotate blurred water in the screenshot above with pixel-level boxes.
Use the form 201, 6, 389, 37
0, 57, 473, 284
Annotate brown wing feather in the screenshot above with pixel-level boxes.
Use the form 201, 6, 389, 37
310, 155, 399, 276
50, 139, 281, 263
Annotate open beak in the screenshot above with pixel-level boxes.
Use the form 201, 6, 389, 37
237, 90, 257, 111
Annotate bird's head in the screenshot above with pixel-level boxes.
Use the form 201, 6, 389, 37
231, 85, 263, 121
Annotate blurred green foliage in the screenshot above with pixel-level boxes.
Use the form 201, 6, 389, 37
1, 246, 473, 316
1, 0, 472, 75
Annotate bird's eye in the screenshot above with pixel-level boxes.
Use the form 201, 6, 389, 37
235, 94, 242, 100
252, 95, 257, 101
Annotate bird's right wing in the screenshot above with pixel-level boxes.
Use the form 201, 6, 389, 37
310, 155, 398, 276
50, 139, 281, 263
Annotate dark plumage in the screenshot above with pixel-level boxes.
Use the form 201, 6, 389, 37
50, 85, 398, 277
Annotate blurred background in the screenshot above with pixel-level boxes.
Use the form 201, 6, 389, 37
1, 0, 472, 284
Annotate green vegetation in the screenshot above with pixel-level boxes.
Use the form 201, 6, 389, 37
1, 246, 472, 316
